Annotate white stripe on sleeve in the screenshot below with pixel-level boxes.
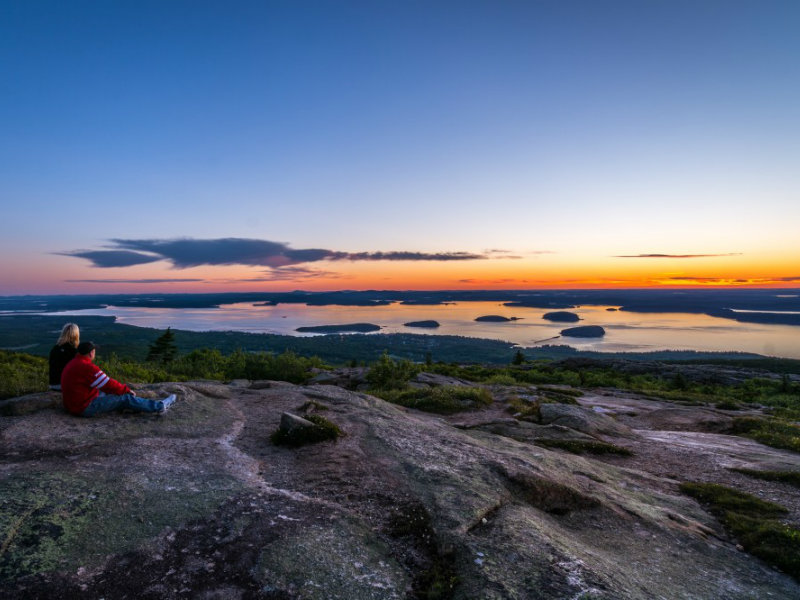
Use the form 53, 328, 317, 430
91, 375, 110, 389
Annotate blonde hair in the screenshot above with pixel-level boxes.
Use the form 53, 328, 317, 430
56, 323, 80, 347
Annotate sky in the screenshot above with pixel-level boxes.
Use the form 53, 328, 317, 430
1, 0, 798, 294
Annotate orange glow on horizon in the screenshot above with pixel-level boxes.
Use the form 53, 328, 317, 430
3, 254, 797, 295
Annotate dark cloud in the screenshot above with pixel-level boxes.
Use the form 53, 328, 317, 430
58, 250, 161, 268
62, 238, 490, 269
111, 238, 306, 268
64, 278, 203, 283
615, 253, 742, 259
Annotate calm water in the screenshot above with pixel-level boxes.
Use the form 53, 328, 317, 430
42, 301, 800, 359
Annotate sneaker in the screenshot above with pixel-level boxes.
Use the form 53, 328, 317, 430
159, 394, 177, 414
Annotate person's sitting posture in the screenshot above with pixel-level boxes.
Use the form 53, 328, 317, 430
48, 322, 80, 390
61, 341, 176, 417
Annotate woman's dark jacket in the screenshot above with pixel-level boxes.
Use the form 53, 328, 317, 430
49, 343, 77, 386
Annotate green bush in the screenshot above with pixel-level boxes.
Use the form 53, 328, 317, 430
367, 351, 419, 390
0, 351, 47, 399
714, 399, 741, 410
730, 417, 800, 453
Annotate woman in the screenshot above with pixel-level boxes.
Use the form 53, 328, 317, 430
48, 323, 80, 390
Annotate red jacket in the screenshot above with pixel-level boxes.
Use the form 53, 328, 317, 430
60, 355, 131, 415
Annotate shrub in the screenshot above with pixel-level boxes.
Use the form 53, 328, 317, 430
730, 417, 800, 453
714, 399, 741, 410
507, 395, 541, 420
0, 351, 47, 399
270, 414, 342, 447
485, 374, 517, 386
367, 351, 419, 390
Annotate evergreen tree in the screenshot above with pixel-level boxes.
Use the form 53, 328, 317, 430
512, 349, 525, 365
147, 327, 178, 364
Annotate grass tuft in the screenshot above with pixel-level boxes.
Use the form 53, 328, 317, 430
730, 468, 800, 488
373, 386, 492, 414
680, 482, 800, 580
270, 414, 342, 447
534, 439, 633, 456
730, 417, 800, 453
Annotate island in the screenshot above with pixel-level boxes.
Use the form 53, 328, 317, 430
560, 325, 606, 338
475, 315, 521, 322
542, 311, 580, 323
296, 323, 381, 333
403, 320, 441, 328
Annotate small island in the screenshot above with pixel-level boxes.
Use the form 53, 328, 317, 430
296, 323, 381, 333
403, 320, 441, 328
560, 325, 606, 338
542, 311, 580, 323
475, 315, 521, 322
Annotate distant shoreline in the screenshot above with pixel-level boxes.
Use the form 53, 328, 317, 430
3, 288, 799, 327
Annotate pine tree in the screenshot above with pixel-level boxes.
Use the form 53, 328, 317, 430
147, 327, 178, 364
512, 349, 525, 365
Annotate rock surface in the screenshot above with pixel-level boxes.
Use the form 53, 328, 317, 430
279, 412, 316, 433
1, 382, 799, 599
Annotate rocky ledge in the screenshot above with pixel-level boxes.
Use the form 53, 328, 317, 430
1, 381, 799, 599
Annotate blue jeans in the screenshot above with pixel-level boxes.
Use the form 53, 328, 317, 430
81, 393, 164, 417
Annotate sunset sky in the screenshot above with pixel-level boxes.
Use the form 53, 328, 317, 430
1, 1, 798, 294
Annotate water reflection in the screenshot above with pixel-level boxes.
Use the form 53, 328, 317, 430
42, 301, 800, 359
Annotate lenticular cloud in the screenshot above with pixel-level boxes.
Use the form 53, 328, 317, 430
59, 237, 493, 269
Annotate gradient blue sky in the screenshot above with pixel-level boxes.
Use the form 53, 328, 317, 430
1, 1, 799, 293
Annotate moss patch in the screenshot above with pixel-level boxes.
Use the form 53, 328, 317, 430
0, 469, 239, 580
534, 439, 633, 456
680, 482, 800, 580
270, 414, 343, 447
374, 386, 492, 414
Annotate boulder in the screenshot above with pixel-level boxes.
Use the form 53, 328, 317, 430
637, 407, 734, 433
279, 412, 316, 434
538, 402, 635, 438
